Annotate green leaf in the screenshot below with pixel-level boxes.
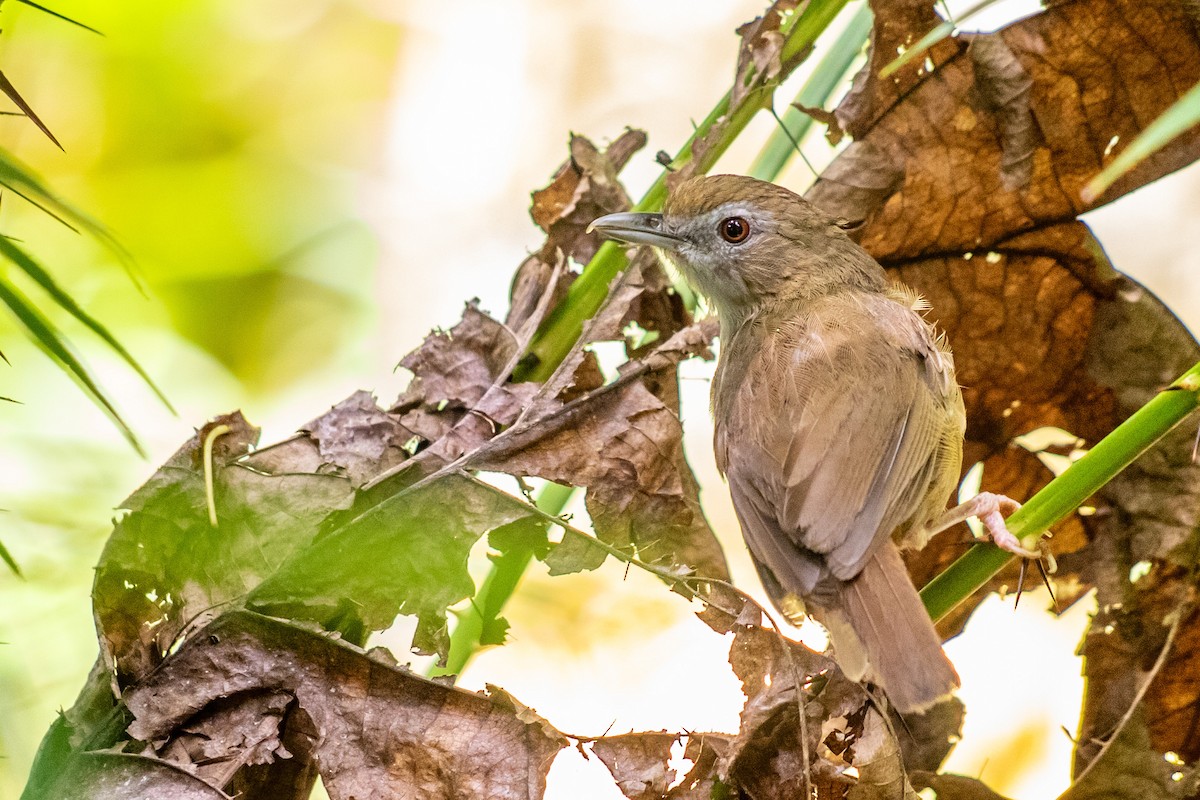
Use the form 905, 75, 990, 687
0, 276, 144, 456
1082, 78, 1200, 202
0, 536, 20, 577
13, 0, 103, 35
0, 70, 63, 150
0, 237, 173, 410
0, 149, 136, 284
249, 473, 537, 657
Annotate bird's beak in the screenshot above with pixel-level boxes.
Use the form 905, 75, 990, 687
587, 212, 681, 250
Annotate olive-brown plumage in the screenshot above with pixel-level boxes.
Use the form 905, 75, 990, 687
591, 175, 1028, 713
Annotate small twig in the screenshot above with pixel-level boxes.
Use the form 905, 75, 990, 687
1069, 597, 1190, 788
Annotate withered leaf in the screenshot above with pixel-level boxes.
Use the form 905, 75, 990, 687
810, 1, 1200, 238
591, 730, 732, 800
846, 709, 918, 800
591, 732, 679, 800
719, 623, 865, 797
835, 0, 951, 139
530, 130, 646, 268
395, 300, 532, 434
732, 0, 800, 109
793, 101, 845, 145
510, 130, 646, 335
382, 301, 540, 484
124, 612, 567, 800
302, 390, 413, 487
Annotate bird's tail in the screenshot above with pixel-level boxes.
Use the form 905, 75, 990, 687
824, 540, 959, 714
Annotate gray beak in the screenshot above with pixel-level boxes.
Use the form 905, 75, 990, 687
587, 212, 681, 249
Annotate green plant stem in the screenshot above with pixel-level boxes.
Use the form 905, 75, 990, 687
514, 0, 850, 384
748, 1, 872, 181
428, 481, 575, 678
921, 362, 1200, 622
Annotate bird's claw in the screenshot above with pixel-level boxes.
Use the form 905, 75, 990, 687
972, 492, 1039, 558
1015, 540, 1058, 611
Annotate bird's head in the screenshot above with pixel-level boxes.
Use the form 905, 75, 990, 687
589, 174, 883, 323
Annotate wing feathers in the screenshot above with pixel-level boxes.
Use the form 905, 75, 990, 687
721, 292, 958, 598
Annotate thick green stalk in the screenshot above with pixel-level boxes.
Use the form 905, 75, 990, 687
515, 0, 850, 384
921, 363, 1200, 622
748, 2, 872, 181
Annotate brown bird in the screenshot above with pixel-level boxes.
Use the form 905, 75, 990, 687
590, 174, 1036, 714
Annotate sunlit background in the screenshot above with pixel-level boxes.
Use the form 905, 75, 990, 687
0, 1, 1196, 798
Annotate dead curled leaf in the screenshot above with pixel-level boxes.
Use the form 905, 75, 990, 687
732, 0, 800, 108
592, 592, 959, 800
121, 612, 567, 800
510, 128, 648, 334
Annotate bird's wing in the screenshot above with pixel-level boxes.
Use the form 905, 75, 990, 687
724, 296, 953, 593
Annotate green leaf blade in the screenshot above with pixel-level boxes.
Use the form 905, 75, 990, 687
0, 277, 144, 456
0, 237, 173, 411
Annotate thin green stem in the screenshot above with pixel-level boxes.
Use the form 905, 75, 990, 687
921, 362, 1200, 622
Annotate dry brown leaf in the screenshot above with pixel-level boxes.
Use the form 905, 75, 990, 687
846, 709, 919, 800
302, 390, 413, 487
529, 130, 646, 265
591, 732, 679, 800
731, 0, 800, 108
510, 129, 647, 334
123, 611, 567, 800
591, 731, 732, 800
835, 0, 950, 139
394, 300, 535, 437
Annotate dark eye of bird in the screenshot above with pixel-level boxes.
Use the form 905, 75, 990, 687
719, 216, 750, 243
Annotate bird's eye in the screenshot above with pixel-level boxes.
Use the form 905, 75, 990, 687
719, 216, 750, 243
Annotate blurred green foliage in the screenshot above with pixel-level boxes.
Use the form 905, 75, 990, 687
0, 1, 400, 794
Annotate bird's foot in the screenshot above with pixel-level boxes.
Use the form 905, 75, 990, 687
967, 492, 1038, 558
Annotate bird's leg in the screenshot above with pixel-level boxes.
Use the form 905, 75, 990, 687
926, 492, 1040, 558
